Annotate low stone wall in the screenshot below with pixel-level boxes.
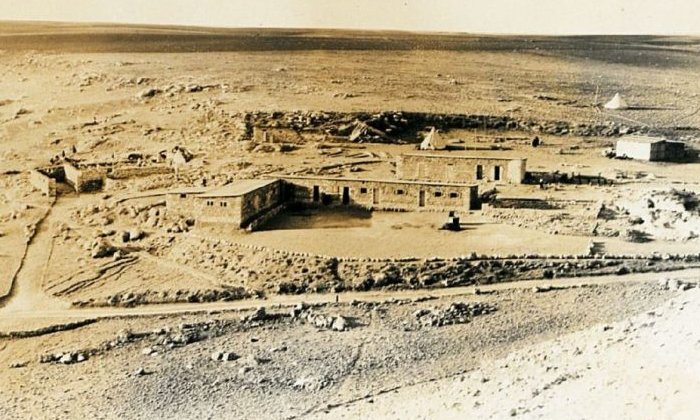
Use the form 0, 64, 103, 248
486, 198, 594, 210
108, 165, 174, 179
526, 171, 613, 186
175, 234, 700, 297
0, 319, 97, 338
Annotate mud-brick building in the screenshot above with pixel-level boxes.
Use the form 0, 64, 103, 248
29, 166, 65, 197
615, 136, 689, 161
165, 176, 479, 229
282, 175, 480, 211
166, 179, 283, 228
396, 153, 526, 184
64, 161, 110, 192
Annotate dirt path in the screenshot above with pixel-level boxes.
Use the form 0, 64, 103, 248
0, 266, 697, 329
0, 202, 71, 313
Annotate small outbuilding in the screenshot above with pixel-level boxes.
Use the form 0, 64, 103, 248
615, 135, 689, 162
166, 179, 283, 229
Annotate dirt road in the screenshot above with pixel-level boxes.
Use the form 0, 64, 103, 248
1, 265, 696, 332
0, 203, 70, 313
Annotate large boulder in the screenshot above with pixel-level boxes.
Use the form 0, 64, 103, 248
91, 238, 115, 258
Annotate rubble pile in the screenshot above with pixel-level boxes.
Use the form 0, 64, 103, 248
658, 277, 698, 291
290, 303, 350, 331
485, 206, 599, 237
39, 351, 90, 365
413, 302, 497, 328
241, 110, 645, 143
109, 321, 224, 353
614, 188, 700, 241
134, 83, 223, 100
99, 286, 249, 307
160, 323, 206, 348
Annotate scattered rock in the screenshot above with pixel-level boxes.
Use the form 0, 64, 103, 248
413, 302, 497, 328
91, 238, 116, 258
137, 88, 161, 99
293, 375, 332, 392
331, 315, 348, 332
39, 351, 89, 365
212, 351, 239, 362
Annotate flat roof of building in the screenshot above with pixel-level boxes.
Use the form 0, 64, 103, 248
198, 179, 279, 198
165, 187, 209, 195
401, 152, 526, 161
617, 135, 683, 144
280, 175, 477, 188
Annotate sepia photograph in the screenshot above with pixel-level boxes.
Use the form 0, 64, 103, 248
0, 1, 699, 418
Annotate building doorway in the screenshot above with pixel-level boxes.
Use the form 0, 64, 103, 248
494, 166, 501, 181
342, 187, 350, 205
373, 188, 380, 205
476, 164, 483, 180
313, 185, 320, 202
419, 190, 426, 207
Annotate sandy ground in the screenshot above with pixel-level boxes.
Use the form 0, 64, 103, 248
229, 210, 593, 258
323, 287, 700, 419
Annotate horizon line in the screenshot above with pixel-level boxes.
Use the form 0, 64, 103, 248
2, 19, 699, 38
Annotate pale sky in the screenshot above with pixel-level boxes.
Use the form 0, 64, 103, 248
0, 0, 699, 35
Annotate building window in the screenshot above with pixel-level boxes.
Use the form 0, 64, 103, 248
220, 201, 227, 207
360, 187, 368, 194
396, 189, 405, 195
206, 200, 213, 206
179, 193, 186, 198
434, 191, 443, 198
494, 165, 502, 181
449, 192, 460, 198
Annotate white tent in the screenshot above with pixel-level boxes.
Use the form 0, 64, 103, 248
604, 93, 629, 110
419, 128, 447, 150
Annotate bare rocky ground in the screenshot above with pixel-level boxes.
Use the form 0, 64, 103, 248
0, 281, 684, 419
326, 281, 700, 419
